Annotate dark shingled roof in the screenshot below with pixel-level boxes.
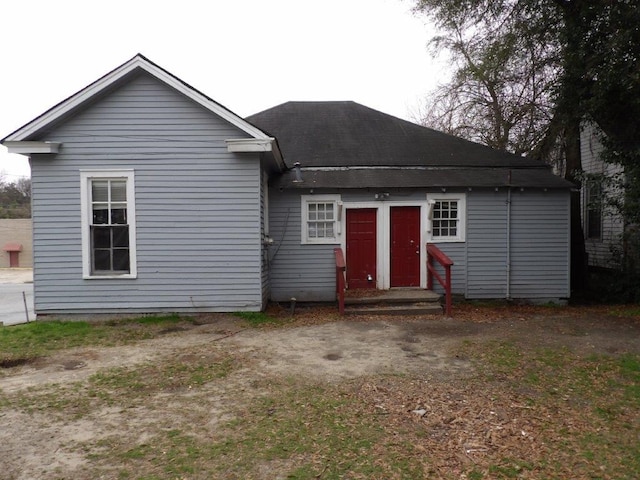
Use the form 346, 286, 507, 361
247, 101, 573, 189
270, 167, 573, 190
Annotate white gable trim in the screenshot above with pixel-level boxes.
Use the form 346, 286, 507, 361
3, 54, 270, 142
3, 141, 60, 154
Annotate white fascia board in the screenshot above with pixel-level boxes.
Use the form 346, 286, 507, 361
226, 138, 274, 153
4, 55, 269, 142
3, 141, 60, 154
226, 138, 285, 170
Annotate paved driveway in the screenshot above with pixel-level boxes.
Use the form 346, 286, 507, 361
0, 269, 34, 326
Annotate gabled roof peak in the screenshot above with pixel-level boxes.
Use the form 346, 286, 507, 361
3, 54, 270, 143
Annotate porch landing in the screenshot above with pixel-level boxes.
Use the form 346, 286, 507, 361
344, 288, 443, 315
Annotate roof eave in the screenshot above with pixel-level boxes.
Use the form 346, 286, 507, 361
226, 138, 285, 171
3, 141, 61, 154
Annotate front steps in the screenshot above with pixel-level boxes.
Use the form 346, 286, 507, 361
343, 288, 443, 316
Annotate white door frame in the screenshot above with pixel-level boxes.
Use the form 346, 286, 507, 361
340, 200, 428, 289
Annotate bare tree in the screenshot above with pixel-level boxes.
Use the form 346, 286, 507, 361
414, 0, 563, 164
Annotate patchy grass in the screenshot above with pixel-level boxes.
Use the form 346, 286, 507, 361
610, 306, 640, 318
1, 306, 639, 479
89, 352, 235, 400
448, 341, 640, 479
88, 378, 426, 479
0, 315, 193, 366
4, 339, 638, 479
233, 311, 280, 327
2, 348, 237, 418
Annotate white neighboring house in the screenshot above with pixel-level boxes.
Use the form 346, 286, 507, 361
580, 123, 625, 269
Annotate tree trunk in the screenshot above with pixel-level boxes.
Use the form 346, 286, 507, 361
556, 0, 588, 293
565, 119, 588, 291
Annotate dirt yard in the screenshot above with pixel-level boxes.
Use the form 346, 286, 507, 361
1, 304, 639, 479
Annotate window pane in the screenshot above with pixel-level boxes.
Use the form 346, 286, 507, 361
92, 226, 111, 248
111, 207, 127, 224
111, 181, 127, 202
93, 249, 111, 271
324, 204, 334, 221
92, 181, 109, 202
112, 249, 130, 271
326, 224, 334, 237
92, 206, 109, 224
308, 224, 317, 238
308, 203, 317, 221
112, 226, 129, 247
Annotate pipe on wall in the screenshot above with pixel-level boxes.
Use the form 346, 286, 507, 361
506, 171, 512, 300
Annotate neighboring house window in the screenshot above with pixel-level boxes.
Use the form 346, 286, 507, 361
427, 193, 466, 242
586, 183, 602, 240
301, 195, 341, 244
80, 170, 137, 278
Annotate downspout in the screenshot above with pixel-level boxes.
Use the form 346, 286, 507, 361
506, 170, 512, 300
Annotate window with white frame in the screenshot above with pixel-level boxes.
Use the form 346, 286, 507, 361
427, 193, 466, 242
301, 195, 341, 244
81, 170, 137, 278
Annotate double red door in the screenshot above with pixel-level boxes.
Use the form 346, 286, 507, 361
346, 206, 421, 289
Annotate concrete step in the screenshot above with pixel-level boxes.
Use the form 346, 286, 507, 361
343, 288, 443, 316
345, 302, 443, 316
344, 288, 440, 306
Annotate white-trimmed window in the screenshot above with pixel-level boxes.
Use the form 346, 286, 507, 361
80, 170, 137, 278
427, 193, 466, 242
301, 194, 341, 244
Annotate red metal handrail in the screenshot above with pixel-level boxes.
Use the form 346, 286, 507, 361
426, 243, 454, 316
334, 247, 346, 315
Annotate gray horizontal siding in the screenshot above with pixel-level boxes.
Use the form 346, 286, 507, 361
268, 189, 336, 302
31, 73, 264, 314
466, 189, 569, 299
466, 190, 509, 298
427, 243, 466, 296
509, 190, 570, 298
268, 187, 569, 302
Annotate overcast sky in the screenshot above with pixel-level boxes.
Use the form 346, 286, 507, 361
0, 0, 447, 180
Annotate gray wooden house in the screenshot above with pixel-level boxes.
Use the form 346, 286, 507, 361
580, 123, 625, 269
2, 55, 572, 316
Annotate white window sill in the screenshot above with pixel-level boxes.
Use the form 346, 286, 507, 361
83, 273, 137, 280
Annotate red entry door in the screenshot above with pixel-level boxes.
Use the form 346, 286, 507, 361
391, 206, 421, 287
346, 209, 377, 289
